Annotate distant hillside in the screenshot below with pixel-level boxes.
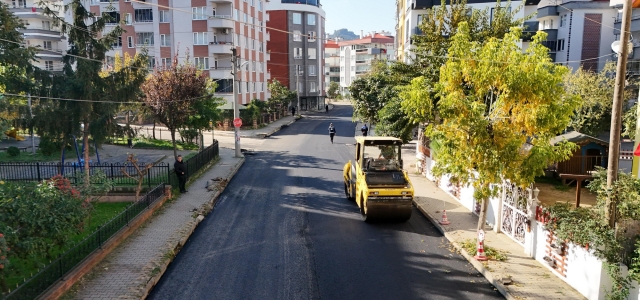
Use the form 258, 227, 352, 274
328, 29, 358, 41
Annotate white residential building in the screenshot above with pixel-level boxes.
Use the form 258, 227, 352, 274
324, 39, 339, 95
339, 33, 395, 95
3, 0, 67, 72
611, 0, 640, 75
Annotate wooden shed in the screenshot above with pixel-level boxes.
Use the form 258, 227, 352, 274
550, 131, 609, 175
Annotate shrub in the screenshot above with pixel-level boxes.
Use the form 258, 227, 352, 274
6, 147, 19, 157
38, 137, 58, 156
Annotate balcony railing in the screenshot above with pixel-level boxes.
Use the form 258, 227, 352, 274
208, 14, 232, 20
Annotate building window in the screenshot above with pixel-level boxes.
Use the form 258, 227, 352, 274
161, 58, 171, 67
193, 32, 208, 45
43, 40, 52, 50
309, 81, 317, 92
307, 14, 316, 26
148, 57, 156, 69
45, 61, 53, 71
136, 32, 154, 46
134, 9, 153, 23
125, 13, 131, 25
243, 13, 248, 23
308, 48, 316, 59
293, 13, 302, 24
308, 31, 316, 42
195, 57, 209, 70
112, 36, 122, 48
160, 34, 170, 46
294, 48, 303, 59
102, 12, 119, 25
127, 36, 133, 48
259, 0, 262, 10
557, 39, 565, 51
293, 30, 302, 41
159, 10, 170, 23
246, 82, 249, 93
193, 7, 207, 20
309, 65, 316, 76
560, 14, 567, 27
234, 9, 238, 21
298, 81, 303, 93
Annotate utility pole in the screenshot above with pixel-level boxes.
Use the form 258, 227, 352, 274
296, 64, 300, 113
28, 93, 35, 154
606, 0, 633, 228
231, 48, 241, 158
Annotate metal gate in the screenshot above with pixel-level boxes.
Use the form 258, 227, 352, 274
501, 183, 529, 245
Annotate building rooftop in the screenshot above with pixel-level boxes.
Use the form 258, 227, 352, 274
338, 33, 394, 46
550, 131, 609, 146
325, 39, 339, 48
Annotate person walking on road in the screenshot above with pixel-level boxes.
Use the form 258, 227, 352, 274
328, 123, 336, 144
325, 104, 329, 113
174, 155, 188, 193
361, 124, 369, 137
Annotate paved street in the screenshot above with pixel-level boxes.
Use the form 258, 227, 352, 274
148, 105, 502, 300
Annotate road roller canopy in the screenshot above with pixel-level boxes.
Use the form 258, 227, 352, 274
355, 136, 403, 146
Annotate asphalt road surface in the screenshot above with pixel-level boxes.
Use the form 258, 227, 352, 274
147, 105, 503, 300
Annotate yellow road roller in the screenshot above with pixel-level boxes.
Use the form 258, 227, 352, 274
343, 137, 414, 222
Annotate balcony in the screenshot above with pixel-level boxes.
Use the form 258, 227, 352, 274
22, 32, 64, 41
280, 0, 320, 7
209, 41, 233, 54
208, 15, 234, 29
542, 28, 557, 41
554, 156, 607, 175
210, 0, 232, 3
35, 48, 64, 57
209, 66, 233, 78
537, 6, 559, 18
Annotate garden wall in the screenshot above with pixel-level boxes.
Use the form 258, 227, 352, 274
417, 143, 640, 300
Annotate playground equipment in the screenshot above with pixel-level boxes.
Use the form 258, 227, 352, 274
60, 136, 101, 175
4, 129, 25, 141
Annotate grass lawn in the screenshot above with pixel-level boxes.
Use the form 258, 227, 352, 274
0, 150, 63, 163
109, 137, 199, 150
4, 202, 132, 289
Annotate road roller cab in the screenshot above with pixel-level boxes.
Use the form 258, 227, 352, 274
343, 137, 414, 222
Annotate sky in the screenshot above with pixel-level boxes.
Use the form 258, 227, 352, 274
321, 0, 396, 36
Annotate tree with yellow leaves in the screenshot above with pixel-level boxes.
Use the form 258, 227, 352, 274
425, 23, 580, 246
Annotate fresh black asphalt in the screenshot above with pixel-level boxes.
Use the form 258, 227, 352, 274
147, 105, 503, 300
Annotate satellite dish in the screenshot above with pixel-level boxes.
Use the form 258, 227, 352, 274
612, 40, 635, 55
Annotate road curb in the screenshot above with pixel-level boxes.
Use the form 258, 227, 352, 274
139, 157, 245, 299
263, 118, 299, 138
412, 200, 515, 300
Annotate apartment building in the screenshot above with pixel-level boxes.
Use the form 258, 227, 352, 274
339, 33, 394, 96
4, 0, 67, 71
611, 0, 640, 75
266, 0, 326, 111
85, 0, 270, 106
538, 0, 616, 72
324, 39, 339, 94
396, 0, 540, 63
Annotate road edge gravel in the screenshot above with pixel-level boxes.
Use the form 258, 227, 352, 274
139, 157, 246, 299
413, 201, 515, 300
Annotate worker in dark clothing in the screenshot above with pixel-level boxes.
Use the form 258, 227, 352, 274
325, 104, 329, 113
174, 155, 188, 193
361, 124, 369, 137
328, 123, 336, 144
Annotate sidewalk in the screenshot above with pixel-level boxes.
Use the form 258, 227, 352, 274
64, 148, 244, 299
409, 172, 585, 300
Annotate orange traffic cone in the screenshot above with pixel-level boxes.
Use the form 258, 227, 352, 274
439, 210, 451, 225
474, 241, 488, 261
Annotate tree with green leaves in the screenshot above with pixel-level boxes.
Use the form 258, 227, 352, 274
38, 0, 148, 184
426, 23, 580, 245
141, 54, 222, 158
401, 0, 526, 124
563, 62, 634, 137
327, 81, 340, 99
267, 79, 296, 113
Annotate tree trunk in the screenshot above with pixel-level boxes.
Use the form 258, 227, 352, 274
136, 177, 143, 199
170, 129, 178, 159
152, 121, 156, 139
476, 196, 489, 234
83, 121, 90, 187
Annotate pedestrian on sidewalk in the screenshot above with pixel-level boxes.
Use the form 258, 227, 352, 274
328, 123, 336, 144
361, 124, 369, 137
325, 104, 329, 113
291, 106, 296, 116
174, 155, 188, 193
